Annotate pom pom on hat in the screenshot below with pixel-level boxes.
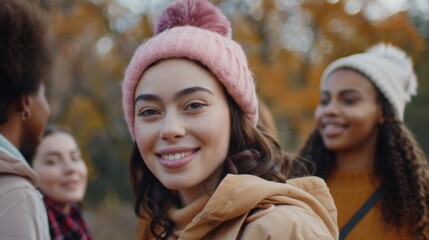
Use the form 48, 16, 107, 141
321, 43, 418, 121
155, 0, 232, 38
122, 0, 258, 139
366, 43, 418, 101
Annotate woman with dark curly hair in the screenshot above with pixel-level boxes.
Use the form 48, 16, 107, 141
299, 43, 429, 240
122, 0, 338, 239
0, 0, 51, 239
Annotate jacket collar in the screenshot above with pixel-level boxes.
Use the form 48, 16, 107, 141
0, 134, 39, 186
0, 134, 28, 165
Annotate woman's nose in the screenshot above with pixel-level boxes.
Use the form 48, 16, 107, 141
322, 100, 340, 116
159, 111, 186, 141
315, 101, 339, 120
63, 158, 77, 173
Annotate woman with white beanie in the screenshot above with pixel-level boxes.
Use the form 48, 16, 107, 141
299, 43, 429, 239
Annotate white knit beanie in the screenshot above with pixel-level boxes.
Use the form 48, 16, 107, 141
321, 43, 418, 121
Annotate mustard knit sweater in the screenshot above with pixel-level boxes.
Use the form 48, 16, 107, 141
327, 169, 415, 240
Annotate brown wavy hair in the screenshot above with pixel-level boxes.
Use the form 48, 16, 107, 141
129, 95, 290, 239
21, 124, 72, 164
299, 93, 429, 239
0, 0, 51, 124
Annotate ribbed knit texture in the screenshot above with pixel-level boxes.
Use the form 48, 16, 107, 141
321, 44, 417, 121
327, 169, 416, 240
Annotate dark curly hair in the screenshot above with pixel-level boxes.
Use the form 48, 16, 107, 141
129, 95, 290, 239
0, 0, 51, 124
299, 93, 429, 239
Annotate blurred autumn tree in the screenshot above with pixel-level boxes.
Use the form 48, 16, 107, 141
34, 0, 428, 238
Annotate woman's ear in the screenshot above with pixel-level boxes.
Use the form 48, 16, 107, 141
18, 95, 32, 121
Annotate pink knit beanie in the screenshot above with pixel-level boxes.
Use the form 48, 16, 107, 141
122, 0, 258, 139
321, 43, 418, 121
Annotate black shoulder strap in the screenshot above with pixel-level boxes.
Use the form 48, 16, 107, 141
339, 187, 383, 240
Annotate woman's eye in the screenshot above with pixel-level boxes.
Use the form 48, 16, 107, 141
319, 97, 329, 106
343, 98, 357, 105
44, 157, 58, 166
71, 153, 82, 162
138, 108, 160, 117
185, 102, 205, 111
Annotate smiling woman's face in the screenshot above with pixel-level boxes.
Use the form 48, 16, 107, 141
32, 132, 88, 204
133, 58, 231, 204
315, 69, 384, 153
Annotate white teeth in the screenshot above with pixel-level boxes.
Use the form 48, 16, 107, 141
161, 151, 193, 161
324, 123, 344, 128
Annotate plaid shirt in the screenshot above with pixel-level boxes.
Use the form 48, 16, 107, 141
44, 196, 93, 240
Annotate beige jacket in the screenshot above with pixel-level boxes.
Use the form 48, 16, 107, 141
140, 174, 338, 239
179, 174, 338, 239
0, 134, 50, 239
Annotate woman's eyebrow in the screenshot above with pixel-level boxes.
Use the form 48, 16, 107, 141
134, 86, 214, 106
173, 86, 214, 100
339, 89, 361, 95
134, 94, 161, 105
40, 151, 61, 159
321, 89, 361, 95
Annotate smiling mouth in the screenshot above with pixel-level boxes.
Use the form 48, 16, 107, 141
321, 123, 348, 136
61, 181, 81, 189
157, 149, 198, 161
323, 123, 345, 129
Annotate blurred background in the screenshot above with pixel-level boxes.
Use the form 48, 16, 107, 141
33, 0, 429, 239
